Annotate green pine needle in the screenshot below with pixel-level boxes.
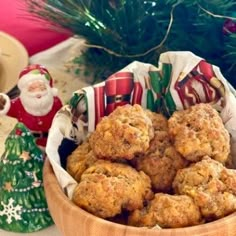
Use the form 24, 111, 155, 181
25, 0, 236, 87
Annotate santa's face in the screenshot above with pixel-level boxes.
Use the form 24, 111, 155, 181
20, 80, 54, 116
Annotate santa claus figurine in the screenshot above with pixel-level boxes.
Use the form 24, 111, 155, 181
0, 64, 63, 147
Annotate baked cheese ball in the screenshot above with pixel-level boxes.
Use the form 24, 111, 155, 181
132, 111, 188, 192
134, 145, 188, 193
128, 193, 202, 228
66, 139, 98, 182
173, 157, 236, 221
89, 104, 154, 160
144, 110, 168, 132
72, 161, 154, 218
143, 110, 170, 154
67, 103, 235, 228
168, 103, 230, 163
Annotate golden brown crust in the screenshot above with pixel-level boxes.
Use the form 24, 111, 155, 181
132, 111, 188, 192
89, 104, 154, 160
67, 104, 235, 227
173, 157, 236, 220
128, 193, 202, 228
144, 110, 168, 132
134, 143, 188, 192
72, 161, 154, 218
168, 103, 230, 163
66, 139, 97, 182
143, 111, 169, 154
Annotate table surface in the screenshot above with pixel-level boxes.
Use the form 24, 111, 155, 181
0, 225, 62, 236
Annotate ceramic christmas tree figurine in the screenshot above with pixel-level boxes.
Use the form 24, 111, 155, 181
0, 122, 54, 232
0, 64, 63, 147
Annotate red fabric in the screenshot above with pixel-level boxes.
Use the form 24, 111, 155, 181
105, 72, 134, 115
94, 86, 105, 125
0, 1, 71, 56
8, 96, 63, 146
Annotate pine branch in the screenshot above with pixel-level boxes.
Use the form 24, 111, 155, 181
25, 0, 236, 86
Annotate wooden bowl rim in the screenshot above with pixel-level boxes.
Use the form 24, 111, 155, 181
43, 158, 236, 235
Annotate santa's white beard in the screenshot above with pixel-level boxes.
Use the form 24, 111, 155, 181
20, 85, 54, 116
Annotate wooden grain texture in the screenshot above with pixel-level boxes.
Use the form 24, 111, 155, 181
0, 31, 28, 93
43, 159, 236, 236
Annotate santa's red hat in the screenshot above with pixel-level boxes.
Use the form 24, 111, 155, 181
17, 64, 58, 95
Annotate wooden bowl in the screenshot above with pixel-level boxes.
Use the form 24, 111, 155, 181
43, 158, 236, 236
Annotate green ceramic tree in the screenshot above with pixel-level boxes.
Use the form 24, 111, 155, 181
0, 122, 53, 232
